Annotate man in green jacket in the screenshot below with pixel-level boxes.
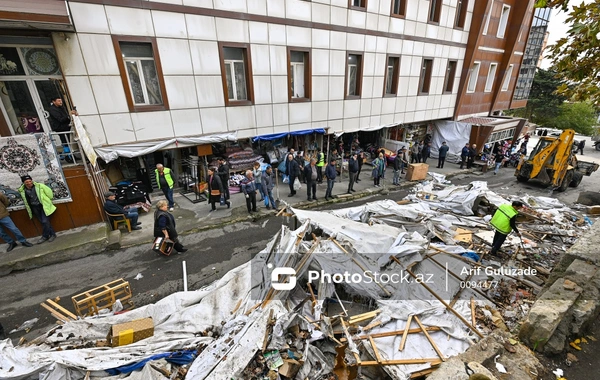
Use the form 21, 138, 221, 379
18, 175, 57, 244
490, 201, 524, 256
155, 164, 175, 211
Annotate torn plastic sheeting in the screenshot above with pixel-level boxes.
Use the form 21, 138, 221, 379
329, 199, 436, 223
105, 350, 197, 375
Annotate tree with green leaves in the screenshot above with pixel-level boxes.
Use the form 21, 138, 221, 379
546, 101, 598, 135
536, 0, 600, 106
523, 68, 568, 124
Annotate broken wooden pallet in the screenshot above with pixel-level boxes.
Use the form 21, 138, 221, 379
40, 297, 77, 323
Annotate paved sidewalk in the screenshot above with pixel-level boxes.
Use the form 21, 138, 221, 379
0, 161, 477, 275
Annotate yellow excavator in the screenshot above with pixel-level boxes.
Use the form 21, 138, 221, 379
515, 129, 598, 192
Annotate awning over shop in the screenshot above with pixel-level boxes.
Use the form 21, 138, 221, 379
94, 132, 238, 163
252, 128, 326, 142
333, 122, 400, 137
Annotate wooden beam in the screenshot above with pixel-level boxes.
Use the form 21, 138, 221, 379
414, 315, 445, 362
368, 335, 383, 364
359, 358, 442, 366
399, 315, 413, 351
470, 298, 476, 326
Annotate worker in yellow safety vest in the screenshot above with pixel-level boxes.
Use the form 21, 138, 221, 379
316, 149, 325, 184
489, 201, 524, 256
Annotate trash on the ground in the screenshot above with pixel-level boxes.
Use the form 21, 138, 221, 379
494, 355, 507, 373
134, 273, 143, 280
9, 318, 38, 334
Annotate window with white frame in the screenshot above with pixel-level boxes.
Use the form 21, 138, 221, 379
289, 50, 308, 99
485, 62, 498, 92
501, 64, 514, 91
223, 47, 248, 102
467, 62, 480, 93
497, 5, 511, 38
120, 42, 163, 106
483, 0, 494, 35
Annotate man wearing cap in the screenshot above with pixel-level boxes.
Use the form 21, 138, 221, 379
103, 191, 142, 230
0, 192, 33, 252
490, 201, 524, 256
155, 164, 175, 211
18, 176, 57, 244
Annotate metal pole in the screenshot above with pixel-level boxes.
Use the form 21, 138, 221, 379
182, 261, 188, 292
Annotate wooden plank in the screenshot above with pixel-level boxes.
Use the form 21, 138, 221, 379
339, 326, 442, 342
262, 309, 274, 352
348, 310, 381, 324
45, 299, 77, 320
359, 359, 442, 366
368, 335, 383, 363
470, 298, 476, 326
398, 315, 413, 351
40, 303, 72, 323
340, 318, 361, 365
410, 368, 437, 378
414, 316, 445, 362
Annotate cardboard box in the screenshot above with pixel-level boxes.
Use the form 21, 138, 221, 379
405, 163, 429, 181
279, 359, 302, 378
107, 317, 154, 347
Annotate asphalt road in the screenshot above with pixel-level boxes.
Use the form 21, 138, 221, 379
2, 143, 599, 359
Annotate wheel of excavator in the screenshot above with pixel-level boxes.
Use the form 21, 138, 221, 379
516, 175, 529, 183
557, 170, 573, 192
569, 171, 583, 187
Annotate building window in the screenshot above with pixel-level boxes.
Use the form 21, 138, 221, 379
455, 0, 468, 28
497, 5, 511, 38
112, 36, 169, 112
501, 64, 513, 91
345, 53, 363, 98
428, 0, 442, 23
483, 0, 494, 35
391, 0, 406, 17
349, 0, 367, 9
418, 58, 433, 95
467, 61, 480, 93
485, 62, 498, 92
218, 43, 254, 106
384, 56, 400, 96
443, 60, 457, 93
288, 48, 311, 102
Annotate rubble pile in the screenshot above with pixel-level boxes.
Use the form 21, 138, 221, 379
0, 178, 592, 379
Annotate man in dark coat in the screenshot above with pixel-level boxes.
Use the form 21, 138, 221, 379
217, 158, 230, 200
48, 96, 76, 145
421, 142, 431, 164
304, 158, 318, 201
356, 152, 364, 182
285, 154, 300, 197
324, 158, 337, 201
392, 151, 402, 186
347, 153, 359, 193
578, 139, 585, 155
460, 143, 469, 169
103, 191, 142, 230
467, 144, 477, 169
437, 141, 450, 168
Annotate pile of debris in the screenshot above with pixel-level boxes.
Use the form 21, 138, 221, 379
0, 178, 592, 379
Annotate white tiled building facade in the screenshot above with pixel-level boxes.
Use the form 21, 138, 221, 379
54, 0, 473, 147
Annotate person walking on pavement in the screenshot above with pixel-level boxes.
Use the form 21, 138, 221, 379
578, 139, 585, 155
437, 142, 450, 168
154, 200, 187, 253
286, 154, 300, 197
18, 175, 57, 244
217, 158, 230, 200
493, 149, 505, 175
421, 142, 431, 164
155, 164, 175, 211
207, 167, 230, 212
252, 162, 265, 202
372, 153, 385, 187
304, 158, 318, 201
347, 153, 359, 193
0, 192, 33, 252
356, 152, 364, 182
399, 148, 408, 174
490, 201, 524, 256
262, 166, 277, 210
241, 170, 258, 214
392, 151, 402, 186
316, 149, 325, 184
460, 143, 469, 169
324, 158, 337, 201
103, 191, 142, 230
295, 152, 306, 184
467, 144, 477, 169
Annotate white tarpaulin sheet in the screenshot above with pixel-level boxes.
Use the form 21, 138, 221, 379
430, 120, 472, 163
94, 132, 237, 163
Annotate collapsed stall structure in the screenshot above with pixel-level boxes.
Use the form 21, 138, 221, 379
0, 177, 590, 379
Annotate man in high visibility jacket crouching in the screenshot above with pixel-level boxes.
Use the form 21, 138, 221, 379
490, 201, 524, 256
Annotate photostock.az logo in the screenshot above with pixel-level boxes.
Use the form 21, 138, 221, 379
269, 264, 296, 291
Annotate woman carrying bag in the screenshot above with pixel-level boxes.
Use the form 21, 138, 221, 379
154, 200, 187, 253
207, 167, 231, 212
